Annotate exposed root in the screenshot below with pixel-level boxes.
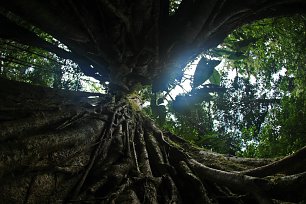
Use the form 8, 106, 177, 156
241, 146, 306, 177
1, 80, 306, 203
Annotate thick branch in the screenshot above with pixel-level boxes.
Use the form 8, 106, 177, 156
241, 146, 306, 177
0, 14, 106, 80
188, 159, 273, 204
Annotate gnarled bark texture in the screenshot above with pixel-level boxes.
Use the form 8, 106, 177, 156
1, 78, 306, 203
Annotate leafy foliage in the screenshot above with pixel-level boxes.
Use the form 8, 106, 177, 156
218, 15, 306, 157
209, 69, 221, 85
193, 57, 221, 88
0, 10, 105, 92
148, 14, 306, 158
0, 39, 104, 92
209, 15, 306, 157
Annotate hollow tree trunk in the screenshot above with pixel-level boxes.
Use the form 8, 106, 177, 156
1, 78, 306, 204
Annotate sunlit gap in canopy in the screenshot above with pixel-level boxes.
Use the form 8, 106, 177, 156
166, 57, 200, 101
169, 0, 182, 14
60, 59, 106, 93
166, 54, 227, 102
38, 32, 106, 93
50, 38, 106, 93
171, 50, 287, 100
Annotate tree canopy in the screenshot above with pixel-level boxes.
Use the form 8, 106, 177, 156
158, 14, 306, 158
1, 0, 306, 92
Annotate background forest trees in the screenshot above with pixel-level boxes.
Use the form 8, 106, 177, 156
147, 14, 306, 158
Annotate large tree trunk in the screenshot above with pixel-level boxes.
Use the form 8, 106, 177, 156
1, 78, 306, 204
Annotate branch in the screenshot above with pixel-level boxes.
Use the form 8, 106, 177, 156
270, 171, 306, 202
0, 14, 107, 81
1, 41, 60, 63
99, 0, 130, 32
188, 159, 273, 204
0, 15, 74, 61
169, 0, 218, 42
241, 146, 306, 177
0, 2, 110, 80
0, 56, 51, 72
194, 0, 306, 50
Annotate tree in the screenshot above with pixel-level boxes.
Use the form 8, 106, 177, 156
0, 38, 84, 90
1, 1, 306, 203
157, 15, 306, 158
207, 14, 306, 158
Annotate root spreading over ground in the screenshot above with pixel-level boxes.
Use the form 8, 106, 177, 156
1, 79, 306, 203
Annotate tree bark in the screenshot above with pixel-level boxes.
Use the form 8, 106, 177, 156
1, 78, 305, 203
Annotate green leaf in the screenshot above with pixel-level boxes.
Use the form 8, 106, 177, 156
233, 38, 257, 50
227, 52, 246, 60
209, 69, 221, 85
193, 58, 221, 88
210, 48, 234, 57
